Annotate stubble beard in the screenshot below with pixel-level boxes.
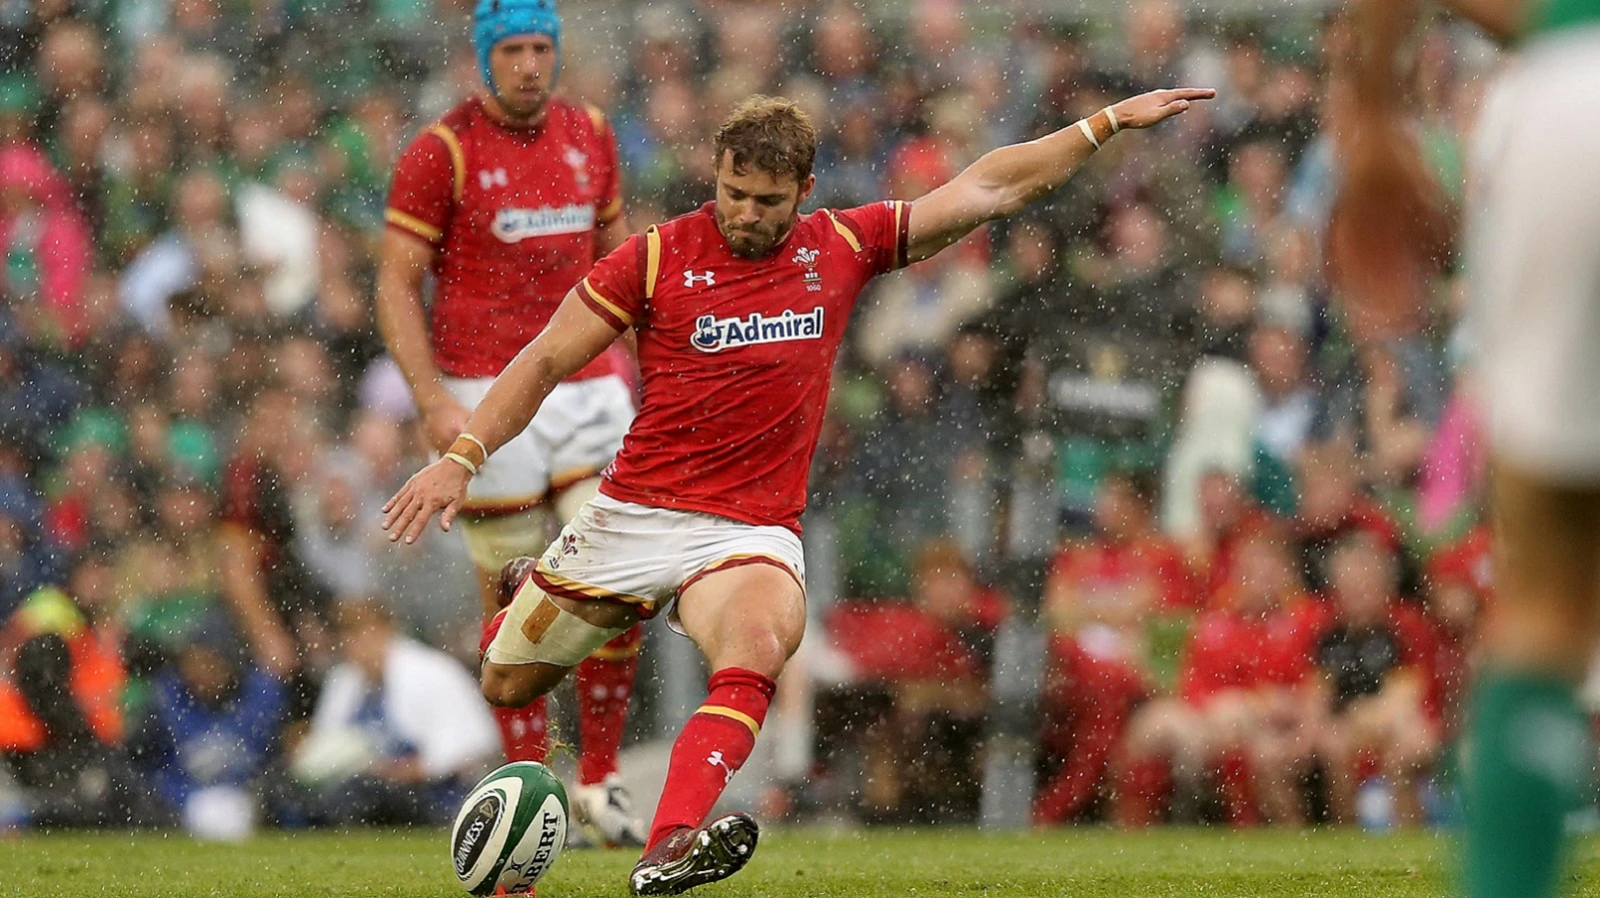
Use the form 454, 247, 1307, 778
715, 209, 796, 260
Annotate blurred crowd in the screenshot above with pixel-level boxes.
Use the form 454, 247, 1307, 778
0, 0, 1505, 835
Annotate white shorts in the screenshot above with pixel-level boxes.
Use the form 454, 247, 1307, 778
443, 374, 634, 513
527, 494, 806, 632
1468, 27, 1600, 482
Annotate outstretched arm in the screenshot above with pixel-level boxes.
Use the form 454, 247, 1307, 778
381, 290, 622, 543
904, 88, 1214, 264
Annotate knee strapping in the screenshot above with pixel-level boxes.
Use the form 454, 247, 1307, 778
488, 592, 628, 668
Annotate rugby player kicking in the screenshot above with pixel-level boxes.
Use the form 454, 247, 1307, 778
385, 87, 1212, 894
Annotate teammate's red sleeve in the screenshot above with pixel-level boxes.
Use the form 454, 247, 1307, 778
385, 129, 457, 244
585, 104, 624, 226
830, 200, 913, 276
578, 231, 648, 330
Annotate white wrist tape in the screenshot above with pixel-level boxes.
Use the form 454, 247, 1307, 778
459, 432, 489, 458
1104, 106, 1120, 133
1076, 118, 1100, 149
443, 452, 479, 475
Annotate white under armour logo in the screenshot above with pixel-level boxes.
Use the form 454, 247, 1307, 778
683, 270, 716, 288
706, 750, 735, 784
478, 168, 508, 189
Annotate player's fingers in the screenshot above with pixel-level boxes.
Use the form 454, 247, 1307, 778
387, 493, 425, 541
440, 498, 460, 532
382, 486, 414, 530
403, 496, 439, 544
1168, 87, 1216, 101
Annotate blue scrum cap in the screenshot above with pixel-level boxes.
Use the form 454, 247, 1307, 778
473, 0, 561, 90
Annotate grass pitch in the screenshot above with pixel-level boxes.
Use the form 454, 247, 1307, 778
3, 827, 1598, 898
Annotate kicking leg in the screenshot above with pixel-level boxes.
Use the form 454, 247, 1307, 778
556, 477, 648, 846
463, 509, 559, 762
481, 571, 641, 709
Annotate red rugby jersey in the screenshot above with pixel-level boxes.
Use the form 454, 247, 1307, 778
385, 96, 625, 379
1178, 598, 1328, 704
578, 200, 912, 533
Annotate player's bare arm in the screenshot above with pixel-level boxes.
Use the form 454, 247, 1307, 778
904, 87, 1215, 264
382, 291, 622, 544
374, 228, 469, 453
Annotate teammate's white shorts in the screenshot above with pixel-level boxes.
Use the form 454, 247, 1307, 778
1468, 26, 1600, 482
525, 494, 806, 634
442, 374, 634, 513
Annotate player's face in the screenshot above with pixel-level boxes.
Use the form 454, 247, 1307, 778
488, 34, 556, 122
713, 152, 815, 259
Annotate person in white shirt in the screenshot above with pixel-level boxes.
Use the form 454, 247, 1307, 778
293, 598, 499, 825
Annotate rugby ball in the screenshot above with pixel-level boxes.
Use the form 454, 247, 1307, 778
450, 762, 569, 896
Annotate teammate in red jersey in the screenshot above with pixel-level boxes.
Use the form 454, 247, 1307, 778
374, 0, 646, 847
384, 88, 1213, 894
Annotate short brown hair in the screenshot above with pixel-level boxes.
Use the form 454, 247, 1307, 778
712, 95, 817, 183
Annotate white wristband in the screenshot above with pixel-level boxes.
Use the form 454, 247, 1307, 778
459, 432, 488, 458
443, 452, 479, 475
1076, 118, 1100, 150
1104, 106, 1120, 133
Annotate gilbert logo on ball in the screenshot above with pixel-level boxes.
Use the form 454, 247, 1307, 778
450, 761, 569, 896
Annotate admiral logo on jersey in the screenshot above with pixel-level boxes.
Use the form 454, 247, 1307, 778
691, 307, 825, 353
492, 204, 596, 242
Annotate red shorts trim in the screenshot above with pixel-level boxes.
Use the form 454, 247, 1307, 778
679, 553, 806, 599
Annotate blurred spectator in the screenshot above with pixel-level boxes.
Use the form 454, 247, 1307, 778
1308, 535, 1440, 828
0, 570, 171, 828
817, 538, 1006, 823
1115, 531, 1324, 826
135, 608, 286, 840
0, 142, 92, 342
1421, 524, 1490, 740
1034, 473, 1197, 824
0, 473, 57, 619
290, 599, 497, 826
1293, 441, 1404, 595
0, 309, 86, 466
1182, 469, 1276, 599
117, 169, 235, 338
217, 390, 330, 716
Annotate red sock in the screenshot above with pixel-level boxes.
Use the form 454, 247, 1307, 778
1114, 756, 1171, 827
495, 701, 550, 762
644, 667, 775, 851
574, 625, 642, 786
481, 608, 550, 763
1215, 749, 1260, 827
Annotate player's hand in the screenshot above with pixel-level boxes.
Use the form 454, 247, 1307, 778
420, 395, 471, 455
1108, 88, 1217, 129
382, 458, 472, 544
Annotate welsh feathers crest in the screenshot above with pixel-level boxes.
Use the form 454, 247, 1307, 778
792, 247, 819, 268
